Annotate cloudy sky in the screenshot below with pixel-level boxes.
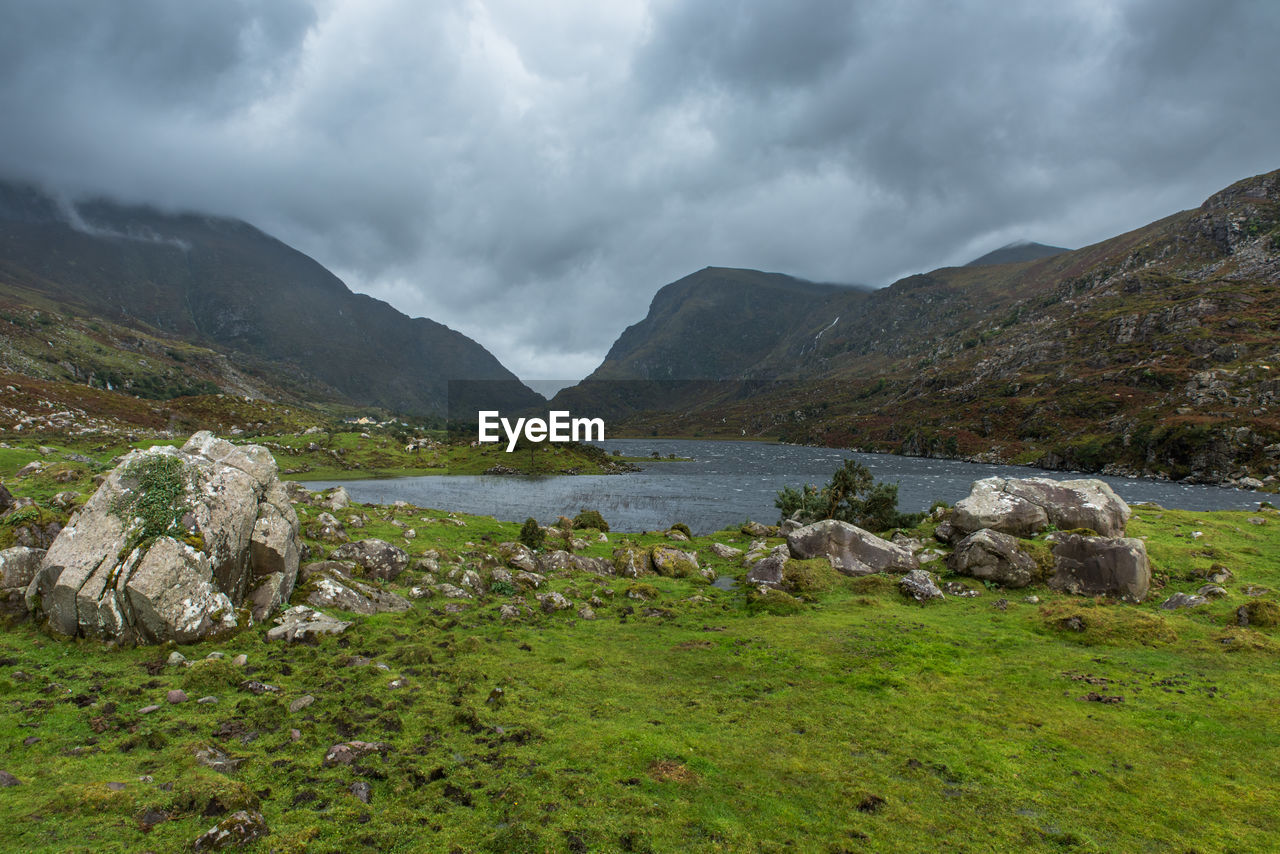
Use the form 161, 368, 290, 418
2, 0, 1278, 383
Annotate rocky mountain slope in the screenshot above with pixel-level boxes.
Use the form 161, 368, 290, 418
0, 180, 541, 416
559, 169, 1280, 485
965, 241, 1070, 267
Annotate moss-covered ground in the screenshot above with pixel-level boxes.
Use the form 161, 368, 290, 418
1, 467, 1279, 851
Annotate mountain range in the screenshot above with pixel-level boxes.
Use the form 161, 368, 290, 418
2, 168, 1278, 484
0, 180, 541, 418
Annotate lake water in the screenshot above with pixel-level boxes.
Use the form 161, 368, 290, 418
301, 438, 1266, 535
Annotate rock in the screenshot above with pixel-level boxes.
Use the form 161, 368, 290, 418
947, 529, 1039, 588
650, 546, 700, 578
933, 519, 958, 544
0, 770, 19, 787
326, 486, 351, 511
289, 695, 315, 713
0, 546, 46, 619
300, 562, 410, 614
942, 581, 980, 597
512, 570, 545, 589
1023, 594, 1040, 604
167, 689, 188, 704
30, 432, 301, 643
322, 740, 389, 767
710, 542, 743, 560
1048, 534, 1150, 602
138, 704, 161, 714
266, 605, 351, 642
498, 604, 521, 620
231, 654, 247, 667
328, 539, 409, 581
498, 542, 539, 573
899, 570, 944, 602
435, 583, 471, 599
15, 461, 42, 477
612, 547, 652, 578
193, 744, 242, 773
309, 512, 349, 544
951, 476, 1130, 538
1160, 592, 1208, 610
167, 651, 187, 666
741, 521, 770, 537
1197, 584, 1228, 598
745, 547, 789, 588
665, 529, 690, 541
51, 491, 78, 510
538, 591, 572, 612
350, 780, 372, 804
538, 550, 575, 573
786, 519, 918, 576
192, 809, 269, 852
577, 606, 596, 620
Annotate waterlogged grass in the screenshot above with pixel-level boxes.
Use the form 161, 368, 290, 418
1, 493, 1280, 850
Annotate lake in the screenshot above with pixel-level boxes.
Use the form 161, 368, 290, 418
301, 438, 1266, 534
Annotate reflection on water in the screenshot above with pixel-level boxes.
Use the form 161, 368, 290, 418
302, 439, 1265, 535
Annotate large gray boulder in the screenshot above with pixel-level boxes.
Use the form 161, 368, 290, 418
947, 529, 1038, 589
786, 519, 918, 576
1048, 534, 1150, 602
0, 547, 46, 619
27, 432, 301, 643
951, 477, 1130, 538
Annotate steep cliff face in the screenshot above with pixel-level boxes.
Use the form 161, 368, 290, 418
0, 180, 541, 416
563, 169, 1280, 484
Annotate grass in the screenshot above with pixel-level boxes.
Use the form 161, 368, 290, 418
1, 474, 1279, 850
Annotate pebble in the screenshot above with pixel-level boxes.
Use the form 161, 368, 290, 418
196, 696, 219, 704
138, 704, 162, 714
289, 695, 315, 713
231, 654, 248, 667
206, 652, 225, 660
167, 652, 187, 666
290, 729, 301, 741
166, 689, 188, 704
350, 781, 372, 804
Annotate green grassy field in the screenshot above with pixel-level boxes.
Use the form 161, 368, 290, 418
1, 462, 1279, 852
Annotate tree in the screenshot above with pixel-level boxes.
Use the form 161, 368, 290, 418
775, 459, 921, 533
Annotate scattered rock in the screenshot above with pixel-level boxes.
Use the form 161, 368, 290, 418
952, 476, 1130, 538
0, 546, 46, 619
0, 770, 19, 787
650, 545, 701, 578
328, 539, 409, 581
1160, 592, 1208, 610
1197, 584, 1228, 598
266, 605, 351, 642
350, 781, 372, 804
709, 542, 743, 560
322, 740, 389, 767
192, 809, 269, 852
289, 695, 315, 713
941, 581, 980, 597
498, 542, 539, 573
166, 651, 187, 667
612, 547, 652, 578
787, 519, 918, 576
899, 570, 944, 602
538, 591, 572, 612
166, 689, 188, 704
300, 562, 411, 614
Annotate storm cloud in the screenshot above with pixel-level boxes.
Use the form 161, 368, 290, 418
2, 0, 1278, 382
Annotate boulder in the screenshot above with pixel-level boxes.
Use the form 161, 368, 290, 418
650, 545, 701, 578
745, 548, 787, 588
1048, 534, 1150, 602
498, 541, 539, 573
947, 529, 1038, 589
299, 562, 410, 614
1160, 592, 1208, 610
266, 605, 351, 642
612, 547, 652, 578
951, 476, 1130, 538
193, 809, 269, 852
951, 480, 1048, 538
0, 547, 45, 619
710, 542, 743, 560
899, 570, 944, 602
786, 519, 918, 576
29, 432, 301, 643
328, 539, 409, 581
307, 512, 348, 545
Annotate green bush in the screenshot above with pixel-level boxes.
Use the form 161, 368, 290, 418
668, 522, 692, 538
518, 517, 545, 550
775, 459, 921, 532
572, 509, 609, 532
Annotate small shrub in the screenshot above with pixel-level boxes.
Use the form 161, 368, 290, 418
518, 517, 545, 550
746, 588, 805, 615
490, 580, 516, 597
668, 522, 692, 538
1239, 599, 1280, 629
781, 558, 843, 594
572, 509, 609, 532
180, 659, 241, 693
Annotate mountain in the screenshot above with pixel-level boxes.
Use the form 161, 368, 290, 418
0, 179, 541, 417
560, 169, 1280, 484
965, 241, 1070, 267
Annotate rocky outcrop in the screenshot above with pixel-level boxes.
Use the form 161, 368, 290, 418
328, 539, 409, 581
1048, 534, 1150, 602
900, 570, 944, 602
266, 605, 351, 642
299, 562, 410, 614
951, 477, 1130, 538
650, 545, 702, 578
947, 530, 1038, 589
27, 432, 301, 643
786, 519, 918, 576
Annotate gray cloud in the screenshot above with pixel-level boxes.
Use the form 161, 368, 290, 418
1, 0, 1278, 381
